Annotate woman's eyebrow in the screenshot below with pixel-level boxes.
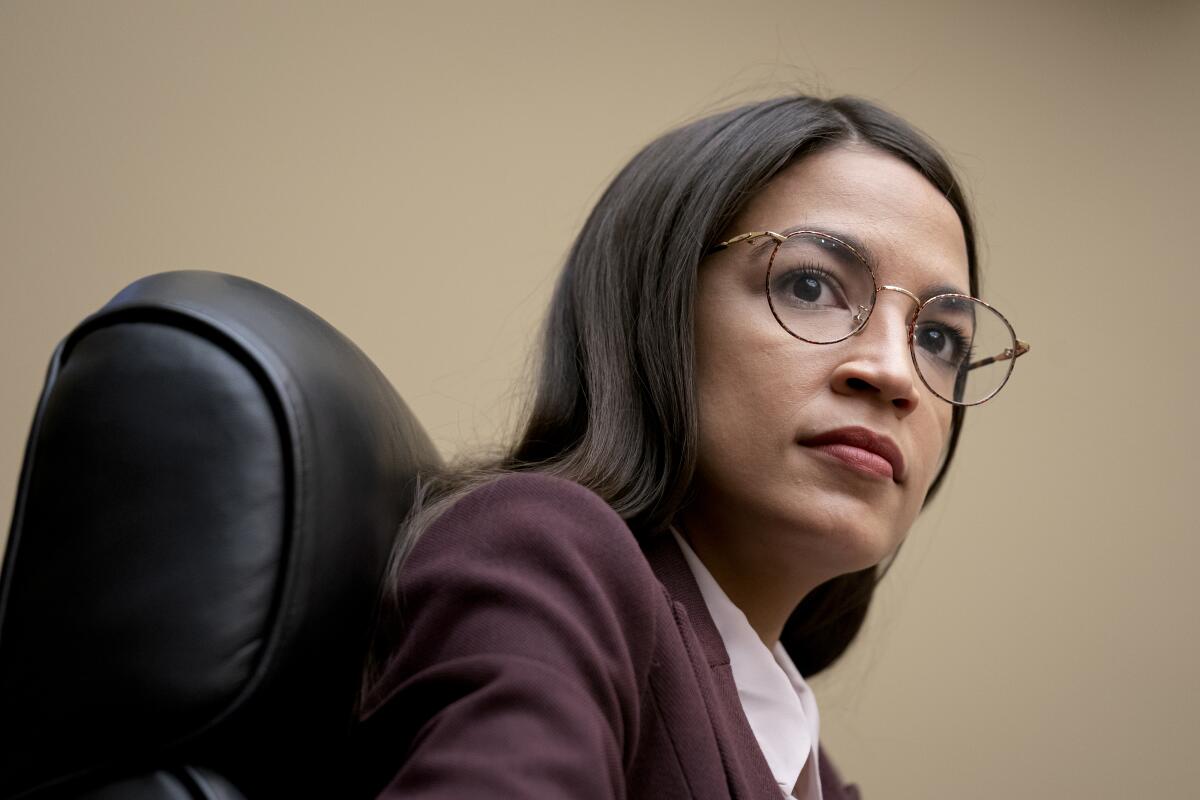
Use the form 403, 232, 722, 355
767, 225, 970, 299
920, 283, 972, 302
770, 225, 882, 269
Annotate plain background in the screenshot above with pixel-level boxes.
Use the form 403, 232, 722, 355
2, 1, 1197, 797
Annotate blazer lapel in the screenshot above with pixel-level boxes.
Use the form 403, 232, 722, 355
642, 533, 785, 799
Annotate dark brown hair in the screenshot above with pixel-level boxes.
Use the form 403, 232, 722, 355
367, 94, 978, 690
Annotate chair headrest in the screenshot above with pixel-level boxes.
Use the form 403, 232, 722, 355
1, 271, 441, 798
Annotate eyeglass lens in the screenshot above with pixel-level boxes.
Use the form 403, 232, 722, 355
766, 232, 1017, 405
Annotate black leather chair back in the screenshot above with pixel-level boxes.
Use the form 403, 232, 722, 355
0, 272, 440, 799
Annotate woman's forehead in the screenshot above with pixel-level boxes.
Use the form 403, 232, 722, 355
732, 146, 970, 288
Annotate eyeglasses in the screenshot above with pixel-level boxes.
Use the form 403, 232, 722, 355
710, 229, 1030, 406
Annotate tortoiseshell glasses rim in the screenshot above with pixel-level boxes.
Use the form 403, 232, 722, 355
708, 228, 1031, 406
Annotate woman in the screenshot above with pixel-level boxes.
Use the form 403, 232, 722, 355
357, 95, 1029, 799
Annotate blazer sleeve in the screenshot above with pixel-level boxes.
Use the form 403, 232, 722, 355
359, 473, 662, 799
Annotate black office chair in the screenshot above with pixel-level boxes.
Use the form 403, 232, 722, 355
0, 272, 441, 799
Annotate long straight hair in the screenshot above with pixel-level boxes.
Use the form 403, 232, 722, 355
365, 95, 979, 693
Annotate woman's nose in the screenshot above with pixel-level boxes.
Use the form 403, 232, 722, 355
829, 294, 921, 415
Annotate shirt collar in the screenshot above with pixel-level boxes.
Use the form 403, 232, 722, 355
670, 527, 821, 797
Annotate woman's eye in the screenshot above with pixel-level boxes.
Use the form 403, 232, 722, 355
915, 324, 971, 365
776, 268, 847, 309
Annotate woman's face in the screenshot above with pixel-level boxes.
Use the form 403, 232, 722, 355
686, 145, 970, 598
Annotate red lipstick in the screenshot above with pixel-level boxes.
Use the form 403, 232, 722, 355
799, 427, 906, 483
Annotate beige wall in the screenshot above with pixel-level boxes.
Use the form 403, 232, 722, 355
2, 1, 1197, 796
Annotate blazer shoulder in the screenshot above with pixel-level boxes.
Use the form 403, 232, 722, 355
415, 472, 659, 596
361, 473, 667, 797
394, 472, 665, 681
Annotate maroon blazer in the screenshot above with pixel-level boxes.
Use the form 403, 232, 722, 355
359, 473, 862, 799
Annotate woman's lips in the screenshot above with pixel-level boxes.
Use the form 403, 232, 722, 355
799, 426, 906, 482
807, 442, 895, 480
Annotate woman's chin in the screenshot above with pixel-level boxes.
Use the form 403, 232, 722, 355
773, 503, 909, 575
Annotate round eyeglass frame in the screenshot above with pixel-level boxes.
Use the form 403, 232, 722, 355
709, 229, 1031, 407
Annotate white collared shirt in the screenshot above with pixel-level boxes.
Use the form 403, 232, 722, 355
671, 528, 823, 799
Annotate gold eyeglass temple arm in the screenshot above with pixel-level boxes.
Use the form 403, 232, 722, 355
968, 340, 1031, 371
709, 231, 786, 252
